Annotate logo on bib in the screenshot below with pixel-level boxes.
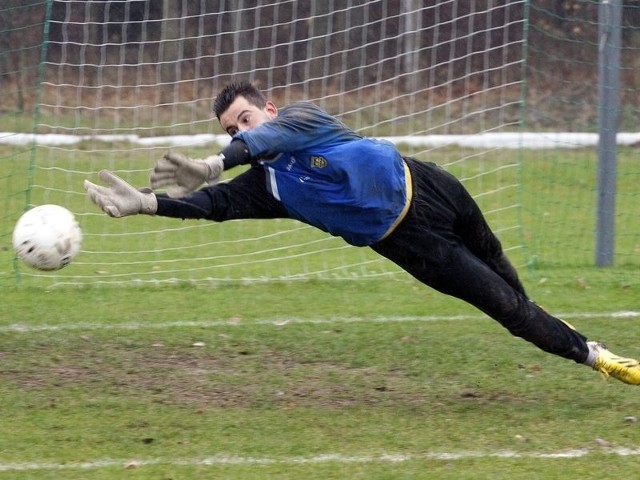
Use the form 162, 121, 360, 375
310, 156, 328, 168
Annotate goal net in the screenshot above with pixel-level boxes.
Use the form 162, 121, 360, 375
522, 1, 640, 282
2, 0, 527, 287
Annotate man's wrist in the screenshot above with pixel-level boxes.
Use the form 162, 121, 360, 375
138, 188, 158, 215
200, 155, 223, 181
221, 140, 251, 169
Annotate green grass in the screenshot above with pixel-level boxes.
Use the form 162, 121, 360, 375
1, 278, 640, 479
1, 133, 639, 477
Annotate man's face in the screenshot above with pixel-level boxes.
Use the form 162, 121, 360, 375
219, 96, 278, 136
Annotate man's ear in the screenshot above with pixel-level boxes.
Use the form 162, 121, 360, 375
265, 101, 278, 118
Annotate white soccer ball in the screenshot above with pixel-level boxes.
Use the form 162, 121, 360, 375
12, 204, 82, 271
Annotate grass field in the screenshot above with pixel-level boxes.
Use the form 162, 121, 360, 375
2, 275, 640, 479
1, 138, 639, 478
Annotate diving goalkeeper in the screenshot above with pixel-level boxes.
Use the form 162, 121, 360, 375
85, 81, 640, 386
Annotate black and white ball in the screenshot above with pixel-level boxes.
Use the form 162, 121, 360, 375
13, 204, 82, 271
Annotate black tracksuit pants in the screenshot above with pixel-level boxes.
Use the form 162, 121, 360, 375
372, 157, 589, 363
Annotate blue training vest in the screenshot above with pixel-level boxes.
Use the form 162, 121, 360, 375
235, 102, 411, 246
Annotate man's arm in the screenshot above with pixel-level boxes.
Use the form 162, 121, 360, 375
232, 102, 360, 161
149, 103, 360, 195
156, 165, 289, 221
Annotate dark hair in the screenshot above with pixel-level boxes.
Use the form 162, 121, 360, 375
212, 82, 267, 119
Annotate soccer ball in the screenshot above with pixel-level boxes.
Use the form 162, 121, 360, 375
12, 204, 82, 271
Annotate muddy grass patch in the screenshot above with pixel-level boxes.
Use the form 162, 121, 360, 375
2, 340, 434, 409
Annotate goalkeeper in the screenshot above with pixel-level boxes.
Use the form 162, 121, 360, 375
85, 81, 640, 386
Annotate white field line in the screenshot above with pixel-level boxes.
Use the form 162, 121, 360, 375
3, 447, 640, 472
1, 311, 639, 334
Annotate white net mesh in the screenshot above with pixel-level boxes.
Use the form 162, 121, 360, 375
11, 0, 528, 286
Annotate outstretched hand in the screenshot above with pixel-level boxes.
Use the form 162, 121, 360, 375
84, 170, 157, 218
150, 152, 224, 198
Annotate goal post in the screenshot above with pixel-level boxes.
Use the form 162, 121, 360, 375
596, 0, 622, 267
523, 0, 640, 282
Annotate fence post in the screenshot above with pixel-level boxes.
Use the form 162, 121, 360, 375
596, 0, 622, 267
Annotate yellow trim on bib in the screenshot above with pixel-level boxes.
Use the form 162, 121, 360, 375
380, 160, 412, 241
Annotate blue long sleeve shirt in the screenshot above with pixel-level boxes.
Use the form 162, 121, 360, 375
234, 102, 412, 246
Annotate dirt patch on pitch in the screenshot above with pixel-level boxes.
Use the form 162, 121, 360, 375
5, 342, 431, 409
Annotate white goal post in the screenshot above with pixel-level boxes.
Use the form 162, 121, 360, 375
18, 0, 528, 286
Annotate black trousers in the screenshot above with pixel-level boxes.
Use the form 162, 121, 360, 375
372, 158, 589, 363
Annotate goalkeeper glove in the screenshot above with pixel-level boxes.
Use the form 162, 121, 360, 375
150, 151, 224, 198
84, 170, 157, 218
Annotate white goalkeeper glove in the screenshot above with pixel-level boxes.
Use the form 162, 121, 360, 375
150, 151, 224, 198
84, 170, 158, 218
